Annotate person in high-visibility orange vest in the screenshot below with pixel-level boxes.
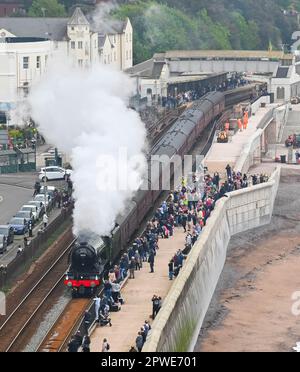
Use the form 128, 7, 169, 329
237, 118, 243, 132
224, 121, 230, 134
243, 113, 248, 130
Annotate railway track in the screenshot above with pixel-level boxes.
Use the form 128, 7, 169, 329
147, 84, 261, 149
36, 297, 90, 352
0, 239, 75, 352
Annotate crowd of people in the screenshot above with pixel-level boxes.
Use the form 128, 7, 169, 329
67, 162, 270, 353
154, 73, 252, 109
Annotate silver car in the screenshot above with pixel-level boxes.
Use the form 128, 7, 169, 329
0, 234, 8, 254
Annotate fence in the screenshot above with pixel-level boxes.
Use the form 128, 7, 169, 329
0, 205, 73, 289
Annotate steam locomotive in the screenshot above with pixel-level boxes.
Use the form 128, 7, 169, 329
64, 87, 258, 296
64, 234, 107, 297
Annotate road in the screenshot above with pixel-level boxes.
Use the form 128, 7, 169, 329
0, 184, 33, 225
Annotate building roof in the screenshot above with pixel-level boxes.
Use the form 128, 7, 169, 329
0, 17, 68, 40
90, 18, 128, 36
68, 7, 89, 26
126, 59, 165, 79
154, 50, 293, 61
275, 66, 290, 78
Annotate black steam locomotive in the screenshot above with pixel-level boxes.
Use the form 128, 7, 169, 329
64, 234, 107, 297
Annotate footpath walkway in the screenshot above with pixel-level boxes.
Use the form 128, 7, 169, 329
90, 228, 186, 352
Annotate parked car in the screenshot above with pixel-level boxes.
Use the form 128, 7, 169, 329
9, 217, 28, 235
27, 201, 45, 219
0, 225, 14, 245
40, 185, 58, 199
34, 194, 52, 208
39, 167, 72, 182
15, 210, 35, 226
0, 234, 8, 254
21, 205, 39, 221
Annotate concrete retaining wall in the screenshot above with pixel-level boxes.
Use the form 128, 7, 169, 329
143, 167, 281, 352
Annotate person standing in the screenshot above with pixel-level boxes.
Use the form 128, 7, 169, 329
93, 295, 101, 322
23, 236, 28, 250
28, 220, 33, 238
152, 295, 160, 319
82, 335, 91, 352
102, 338, 110, 352
148, 250, 155, 273
56, 191, 62, 209
181, 213, 187, 233
168, 259, 174, 281
83, 310, 92, 335
135, 332, 144, 352
243, 112, 248, 130
226, 164, 232, 180
68, 337, 79, 353
43, 213, 49, 228
129, 257, 135, 279
237, 118, 243, 132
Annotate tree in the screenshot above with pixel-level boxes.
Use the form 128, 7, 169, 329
28, 0, 67, 17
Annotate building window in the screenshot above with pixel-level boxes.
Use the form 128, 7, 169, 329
126, 51, 128, 60
71, 27, 74, 31
114, 35, 116, 43
23, 82, 29, 97
126, 33, 128, 43
277, 87, 285, 100
71, 41, 75, 49
108, 55, 110, 64
78, 59, 83, 67
36, 56, 40, 68
130, 33, 132, 42
78, 41, 83, 49
45, 55, 48, 66
114, 51, 117, 61
23, 56, 29, 69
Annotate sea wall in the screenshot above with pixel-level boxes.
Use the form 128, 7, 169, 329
143, 167, 281, 352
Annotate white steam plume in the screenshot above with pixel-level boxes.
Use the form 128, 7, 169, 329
91, 0, 124, 35
28, 61, 147, 237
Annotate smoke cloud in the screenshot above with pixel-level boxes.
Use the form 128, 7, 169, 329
91, 0, 124, 35
28, 60, 147, 237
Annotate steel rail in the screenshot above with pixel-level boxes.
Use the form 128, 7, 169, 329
0, 239, 76, 352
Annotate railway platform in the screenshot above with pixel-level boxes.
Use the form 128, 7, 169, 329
90, 228, 187, 352
205, 101, 278, 175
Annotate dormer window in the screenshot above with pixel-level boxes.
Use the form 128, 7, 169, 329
71, 27, 75, 31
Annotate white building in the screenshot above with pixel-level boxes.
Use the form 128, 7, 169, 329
270, 59, 300, 103
98, 18, 133, 71
0, 7, 133, 118
0, 36, 51, 112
